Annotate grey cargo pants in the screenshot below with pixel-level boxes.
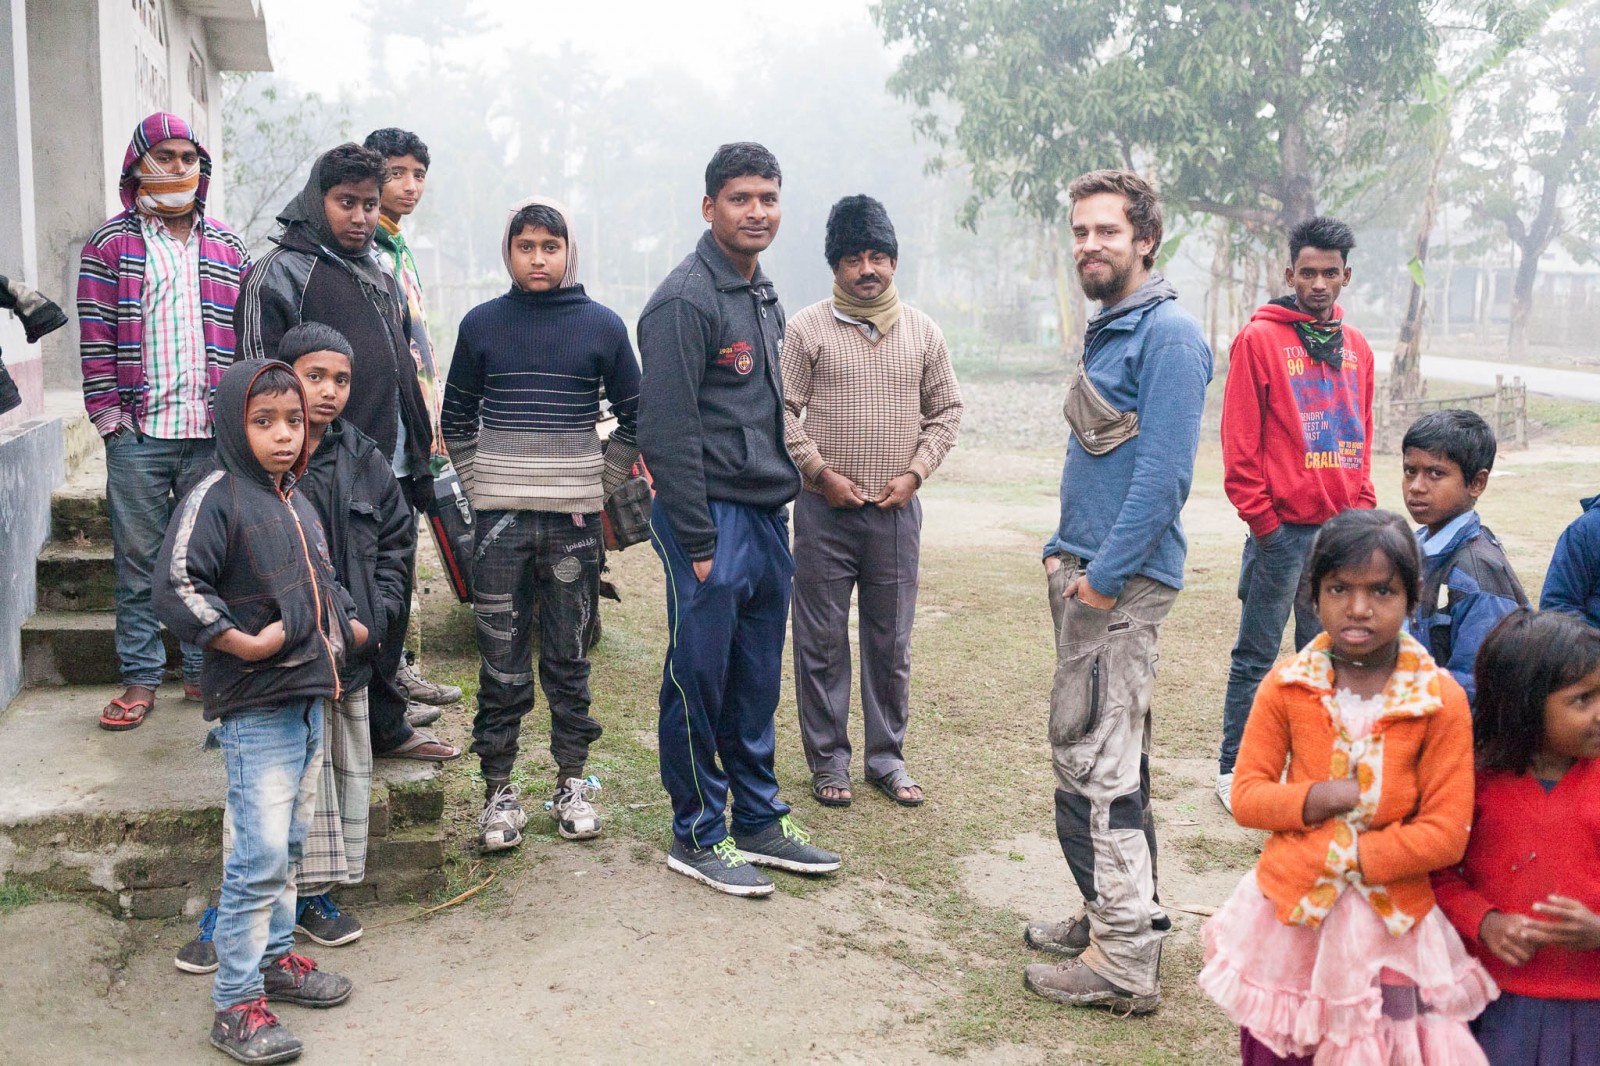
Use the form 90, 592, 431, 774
1047, 554, 1177, 998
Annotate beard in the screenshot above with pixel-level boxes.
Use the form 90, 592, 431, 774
1077, 253, 1137, 302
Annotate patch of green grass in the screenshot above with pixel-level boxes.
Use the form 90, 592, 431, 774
0, 880, 45, 913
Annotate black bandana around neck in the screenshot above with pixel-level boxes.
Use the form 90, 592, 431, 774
1270, 295, 1345, 370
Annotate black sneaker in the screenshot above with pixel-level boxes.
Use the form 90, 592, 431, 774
733, 815, 842, 874
176, 905, 219, 974
260, 952, 353, 1008
667, 838, 775, 897
210, 997, 303, 1064
294, 893, 362, 947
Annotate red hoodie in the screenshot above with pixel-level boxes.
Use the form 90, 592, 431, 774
1221, 301, 1376, 536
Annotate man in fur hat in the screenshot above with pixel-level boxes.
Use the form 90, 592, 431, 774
780, 194, 964, 809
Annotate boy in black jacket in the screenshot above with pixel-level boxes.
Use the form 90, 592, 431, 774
156, 360, 366, 1065
173, 325, 414, 975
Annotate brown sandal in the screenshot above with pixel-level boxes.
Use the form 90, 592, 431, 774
377, 727, 460, 762
100, 686, 155, 731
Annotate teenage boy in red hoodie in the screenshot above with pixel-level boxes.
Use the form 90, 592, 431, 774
1215, 216, 1375, 813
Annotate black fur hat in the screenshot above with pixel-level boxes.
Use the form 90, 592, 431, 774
825, 195, 898, 268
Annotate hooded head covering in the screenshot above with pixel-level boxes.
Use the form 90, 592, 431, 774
214, 360, 311, 489
120, 112, 211, 218
276, 146, 389, 289
502, 196, 580, 289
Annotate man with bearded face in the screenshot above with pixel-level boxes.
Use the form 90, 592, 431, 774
77, 112, 252, 732
1022, 170, 1212, 1017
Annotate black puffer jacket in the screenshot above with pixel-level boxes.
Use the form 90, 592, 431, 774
295, 418, 414, 690
155, 361, 358, 719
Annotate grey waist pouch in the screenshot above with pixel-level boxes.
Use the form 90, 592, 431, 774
1063, 365, 1139, 456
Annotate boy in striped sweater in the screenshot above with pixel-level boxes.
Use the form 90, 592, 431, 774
442, 197, 641, 851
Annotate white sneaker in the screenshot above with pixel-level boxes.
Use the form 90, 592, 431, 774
1216, 772, 1235, 816
479, 784, 527, 852
551, 776, 602, 840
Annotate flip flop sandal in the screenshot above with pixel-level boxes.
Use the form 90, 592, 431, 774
811, 770, 854, 808
379, 727, 461, 762
99, 694, 153, 732
867, 770, 925, 808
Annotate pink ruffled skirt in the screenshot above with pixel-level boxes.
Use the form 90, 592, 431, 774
1198, 871, 1498, 1064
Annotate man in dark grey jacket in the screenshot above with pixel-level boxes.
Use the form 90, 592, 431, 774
637, 142, 840, 896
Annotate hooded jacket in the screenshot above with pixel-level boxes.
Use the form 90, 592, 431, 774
1042, 275, 1213, 598
77, 113, 251, 437
1221, 300, 1377, 537
637, 230, 799, 560
155, 361, 358, 720
441, 196, 640, 514
294, 418, 415, 690
233, 151, 433, 479
1540, 492, 1600, 628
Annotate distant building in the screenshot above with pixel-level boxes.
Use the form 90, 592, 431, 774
0, 1, 271, 708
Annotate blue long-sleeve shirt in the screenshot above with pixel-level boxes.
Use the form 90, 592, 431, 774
1043, 294, 1213, 598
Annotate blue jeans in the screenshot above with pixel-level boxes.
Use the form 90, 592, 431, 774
103, 432, 214, 686
1217, 523, 1322, 774
212, 700, 324, 1011
650, 498, 792, 849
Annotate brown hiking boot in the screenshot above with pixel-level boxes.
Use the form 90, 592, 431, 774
1023, 958, 1160, 1015
1024, 911, 1091, 957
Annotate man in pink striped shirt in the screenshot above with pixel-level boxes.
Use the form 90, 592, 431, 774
77, 112, 251, 730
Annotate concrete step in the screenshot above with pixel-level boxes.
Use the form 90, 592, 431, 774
0, 685, 446, 918
50, 454, 109, 544
21, 610, 177, 686
35, 542, 116, 612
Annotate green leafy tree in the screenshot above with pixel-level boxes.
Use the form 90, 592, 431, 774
1453, 0, 1600, 357
873, 0, 1438, 242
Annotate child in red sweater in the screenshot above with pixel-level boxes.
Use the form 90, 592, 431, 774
1433, 608, 1600, 1065
1199, 508, 1495, 1064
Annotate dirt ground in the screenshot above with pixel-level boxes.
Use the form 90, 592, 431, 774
3, 371, 1591, 1065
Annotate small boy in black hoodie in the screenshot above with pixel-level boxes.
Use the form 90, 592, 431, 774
173, 324, 414, 975
156, 360, 366, 1065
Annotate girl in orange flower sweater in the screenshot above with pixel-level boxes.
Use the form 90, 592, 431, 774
1199, 509, 1495, 1064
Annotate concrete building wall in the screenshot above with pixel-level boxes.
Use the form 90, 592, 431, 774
0, 417, 63, 710
0, 0, 40, 432
30, 0, 255, 391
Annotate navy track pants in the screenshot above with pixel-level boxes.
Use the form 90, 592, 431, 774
650, 497, 793, 849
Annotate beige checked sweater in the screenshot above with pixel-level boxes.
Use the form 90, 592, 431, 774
781, 300, 964, 498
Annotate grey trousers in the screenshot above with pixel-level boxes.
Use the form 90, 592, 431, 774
791, 489, 922, 782
1047, 555, 1178, 997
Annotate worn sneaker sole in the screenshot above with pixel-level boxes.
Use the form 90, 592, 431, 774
739, 849, 842, 874
175, 955, 218, 975
479, 827, 523, 852
293, 923, 363, 948
556, 820, 602, 841
1022, 970, 1160, 1015
666, 854, 775, 897
209, 1035, 303, 1065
